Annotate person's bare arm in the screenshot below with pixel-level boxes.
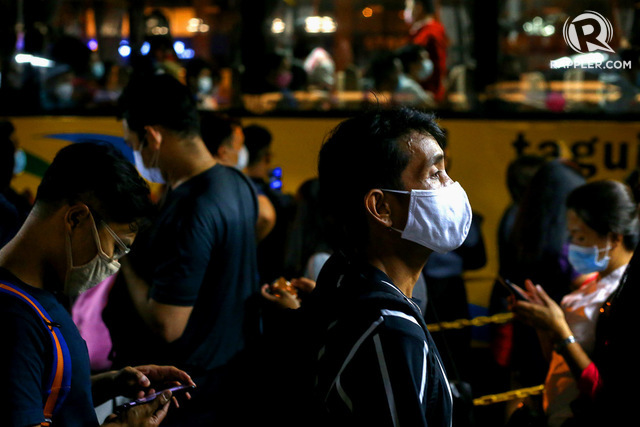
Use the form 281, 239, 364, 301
256, 194, 276, 241
121, 257, 193, 343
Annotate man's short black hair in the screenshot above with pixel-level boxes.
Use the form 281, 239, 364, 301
318, 107, 445, 256
200, 111, 241, 156
35, 142, 154, 231
397, 44, 425, 73
118, 73, 200, 139
243, 125, 272, 166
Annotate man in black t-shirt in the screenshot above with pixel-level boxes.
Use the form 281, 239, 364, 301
107, 74, 260, 424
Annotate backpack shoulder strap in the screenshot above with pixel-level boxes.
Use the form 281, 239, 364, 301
0, 282, 72, 426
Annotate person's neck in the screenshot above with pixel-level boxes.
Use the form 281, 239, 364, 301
601, 247, 633, 278
163, 136, 217, 189
0, 215, 57, 291
366, 243, 430, 297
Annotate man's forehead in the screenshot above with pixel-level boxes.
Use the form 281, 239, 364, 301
402, 131, 443, 157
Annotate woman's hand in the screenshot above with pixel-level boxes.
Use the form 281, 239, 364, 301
510, 280, 573, 341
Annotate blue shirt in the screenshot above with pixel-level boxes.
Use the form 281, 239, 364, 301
0, 268, 97, 426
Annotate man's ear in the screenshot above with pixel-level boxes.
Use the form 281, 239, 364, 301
144, 125, 163, 150
64, 203, 91, 232
364, 189, 393, 228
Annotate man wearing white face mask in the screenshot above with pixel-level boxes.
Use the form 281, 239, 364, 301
0, 143, 194, 426
256, 108, 466, 427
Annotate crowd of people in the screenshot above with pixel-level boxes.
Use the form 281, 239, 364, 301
0, 0, 453, 116
1, 24, 640, 427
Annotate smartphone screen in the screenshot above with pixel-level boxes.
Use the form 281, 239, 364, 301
498, 277, 530, 301
115, 384, 195, 413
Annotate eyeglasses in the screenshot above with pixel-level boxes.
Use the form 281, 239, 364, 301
100, 220, 131, 260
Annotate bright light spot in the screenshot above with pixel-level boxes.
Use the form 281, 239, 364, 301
141, 41, 150, 55
187, 18, 209, 33
88, 39, 98, 51
541, 25, 555, 37
272, 18, 285, 34
151, 26, 168, 35
173, 41, 185, 54
118, 45, 131, 57
523, 22, 532, 33
362, 7, 373, 18
15, 53, 55, 67
177, 48, 195, 59
305, 16, 336, 33
270, 180, 282, 190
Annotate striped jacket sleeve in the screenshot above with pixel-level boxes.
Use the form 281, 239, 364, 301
322, 309, 434, 427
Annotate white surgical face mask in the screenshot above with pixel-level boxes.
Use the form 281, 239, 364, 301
133, 148, 165, 184
383, 182, 473, 253
417, 59, 434, 81
65, 215, 121, 297
54, 82, 74, 102
198, 76, 213, 94
235, 145, 249, 171
14, 149, 27, 175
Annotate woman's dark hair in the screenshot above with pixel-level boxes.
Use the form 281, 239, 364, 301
35, 142, 155, 231
506, 154, 546, 204
318, 107, 445, 256
508, 160, 585, 300
567, 180, 639, 250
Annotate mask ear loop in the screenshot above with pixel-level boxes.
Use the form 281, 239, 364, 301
597, 240, 612, 262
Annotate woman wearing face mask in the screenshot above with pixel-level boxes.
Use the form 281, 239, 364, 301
511, 180, 638, 427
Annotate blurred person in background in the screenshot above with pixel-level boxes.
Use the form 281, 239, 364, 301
200, 112, 277, 242
244, 124, 295, 283
511, 180, 638, 427
0, 120, 31, 248
404, 0, 448, 103
368, 51, 435, 108
185, 57, 221, 110
506, 159, 586, 389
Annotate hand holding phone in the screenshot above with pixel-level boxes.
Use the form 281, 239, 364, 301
498, 277, 530, 302
115, 384, 196, 413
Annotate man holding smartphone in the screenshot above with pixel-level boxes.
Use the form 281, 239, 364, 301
0, 143, 194, 426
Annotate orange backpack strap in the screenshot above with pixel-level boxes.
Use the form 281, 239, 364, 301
0, 282, 72, 426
